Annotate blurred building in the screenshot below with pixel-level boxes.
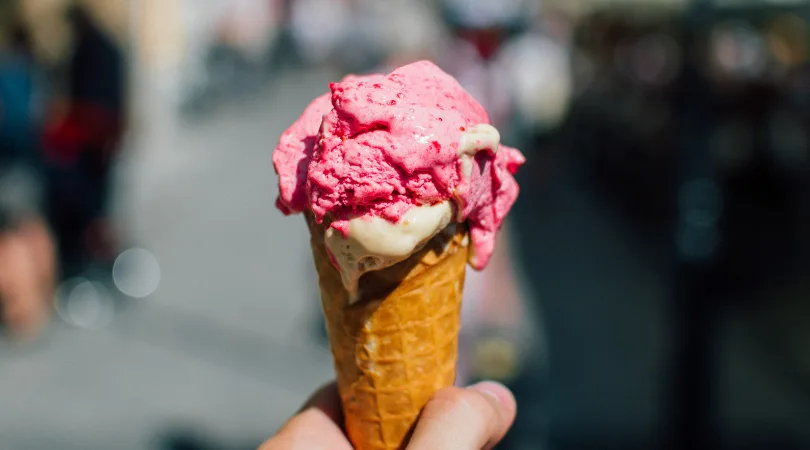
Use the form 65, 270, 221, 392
533, 1, 810, 448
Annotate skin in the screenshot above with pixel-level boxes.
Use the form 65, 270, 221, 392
259, 381, 517, 450
16, 218, 56, 300
0, 218, 55, 340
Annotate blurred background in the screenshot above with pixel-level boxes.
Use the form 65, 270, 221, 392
1, 0, 810, 449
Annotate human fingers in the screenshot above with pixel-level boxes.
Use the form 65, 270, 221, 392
259, 382, 352, 450
407, 381, 517, 450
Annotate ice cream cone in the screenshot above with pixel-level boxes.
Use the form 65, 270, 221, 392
273, 62, 524, 448
308, 217, 469, 450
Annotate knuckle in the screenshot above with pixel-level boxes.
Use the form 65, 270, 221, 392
427, 387, 489, 417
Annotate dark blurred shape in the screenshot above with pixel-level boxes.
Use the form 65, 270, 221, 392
43, 3, 126, 278
0, 24, 37, 164
667, 4, 809, 449
504, 1, 810, 449
441, 0, 535, 61
65, 4, 125, 111
156, 429, 219, 450
154, 425, 262, 450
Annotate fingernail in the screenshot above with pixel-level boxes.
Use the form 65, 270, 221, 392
468, 381, 512, 406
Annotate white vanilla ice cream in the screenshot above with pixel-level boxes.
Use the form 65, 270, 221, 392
324, 124, 501, 301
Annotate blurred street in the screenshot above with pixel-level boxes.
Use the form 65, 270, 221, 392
3, 1, 810, 449
3, 64, 808, 450
0, 68, 337, 450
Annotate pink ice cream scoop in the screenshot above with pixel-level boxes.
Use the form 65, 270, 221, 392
273, 61, 524, 271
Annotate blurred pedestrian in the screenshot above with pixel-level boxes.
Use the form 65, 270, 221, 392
43, 4, 125, 277
0, 26, 40, 162
0, 25, 55, 339
287, 0, 350, 68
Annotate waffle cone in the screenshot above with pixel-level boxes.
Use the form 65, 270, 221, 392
308, 217, 468, 450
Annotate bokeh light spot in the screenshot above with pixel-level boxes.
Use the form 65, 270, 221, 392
55, 278, 114, 330
112, 248, 161, 298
